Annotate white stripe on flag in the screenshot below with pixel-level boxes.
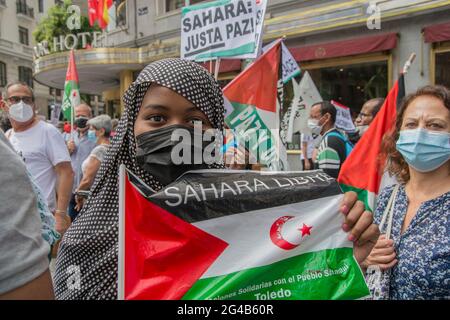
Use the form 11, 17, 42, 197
193, 194, 350, 278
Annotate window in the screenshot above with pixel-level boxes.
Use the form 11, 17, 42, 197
107, 0, 127, 31
55, 0, 63, 6
18, 66, 33, 88
165, 0, 205, 12
19, 26, 29, 45
0, 62, 6, 87
38, 0, 44, 13
16, 0, 33, 17
302, 53, 390, 112
432, 42, 450, 89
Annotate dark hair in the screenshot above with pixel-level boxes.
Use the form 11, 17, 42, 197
5, 81, 35, 101
381, 85, 450, 183
368, 97, 385, 117
317, 100, 336, 124
0, 111, 12, 132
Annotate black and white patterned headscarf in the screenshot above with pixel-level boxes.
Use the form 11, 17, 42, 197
54, 58, 225, 299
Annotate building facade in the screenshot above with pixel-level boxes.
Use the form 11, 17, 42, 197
0, 0, 57, 116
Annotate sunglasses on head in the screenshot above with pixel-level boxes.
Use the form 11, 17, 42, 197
7, 96, 34, 104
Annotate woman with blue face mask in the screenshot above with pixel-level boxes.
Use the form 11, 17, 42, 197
363, 85, 450, 300
74, 114, 112, 212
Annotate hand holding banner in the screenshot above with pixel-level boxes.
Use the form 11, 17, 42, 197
118, 167, 370, 300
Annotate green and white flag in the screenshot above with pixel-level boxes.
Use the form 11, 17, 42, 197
119, 168, 370, 300
61, 49, 80, 121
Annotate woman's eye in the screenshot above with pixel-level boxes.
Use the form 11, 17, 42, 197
428, 123, 444, 129
147, 115, 166, 123
405, 122, 416, 128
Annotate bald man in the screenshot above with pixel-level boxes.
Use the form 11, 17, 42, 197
355, 98, 384, 135
65, 103, 96, 221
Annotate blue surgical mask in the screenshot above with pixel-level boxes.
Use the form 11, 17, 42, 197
87, 129, 97, 143
396, 128, 450, 172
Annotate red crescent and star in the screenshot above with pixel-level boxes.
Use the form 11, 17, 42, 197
269, 216, 313, 250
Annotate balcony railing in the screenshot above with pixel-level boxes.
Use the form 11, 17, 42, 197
16, 1, 34, 18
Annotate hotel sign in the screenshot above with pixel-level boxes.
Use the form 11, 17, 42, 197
33, 31, 107, 58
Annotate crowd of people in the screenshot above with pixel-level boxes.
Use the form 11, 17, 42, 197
0, 58, 448, 300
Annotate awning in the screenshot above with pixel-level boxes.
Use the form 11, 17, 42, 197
198, 59, 241, 73
424, 21, 450, 43
290, 33, 397, 62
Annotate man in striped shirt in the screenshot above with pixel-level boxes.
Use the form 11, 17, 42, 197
308, 101, 352, 179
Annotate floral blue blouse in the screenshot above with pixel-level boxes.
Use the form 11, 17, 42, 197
373, 184, 450, 300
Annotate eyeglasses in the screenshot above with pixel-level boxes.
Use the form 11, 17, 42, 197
358, 112, 372, 118
7, 96, 34, 104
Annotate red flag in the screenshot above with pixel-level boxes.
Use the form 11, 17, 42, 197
97, 0, 113, 29
337, 74, 405, 211
120, 172, 228, 300
224, 39, 282, 113
88, 0, 99, 26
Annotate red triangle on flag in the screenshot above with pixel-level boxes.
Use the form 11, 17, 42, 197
123, 176, 228, 300
65, 50, 79, 83
224, 40, 281, 113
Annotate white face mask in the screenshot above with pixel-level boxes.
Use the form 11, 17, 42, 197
8, 101, 34, 123
307, 118, 323, 138
356, 125, 369, 136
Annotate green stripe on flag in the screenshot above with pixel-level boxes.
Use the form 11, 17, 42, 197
339, 184, 375, 212
196, 43, 256, 60
182, 248, 369, 300
182, 0, 231, 15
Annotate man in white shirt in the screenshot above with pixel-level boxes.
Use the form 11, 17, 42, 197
300, 132, 314, 170
1, 82, 73, 236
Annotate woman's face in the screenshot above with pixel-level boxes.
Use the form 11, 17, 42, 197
401, 95, 450, 133
134, 84, 213, 137
90, 125, 104, 138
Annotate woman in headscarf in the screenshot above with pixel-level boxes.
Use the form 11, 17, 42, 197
54, 58, 378, 299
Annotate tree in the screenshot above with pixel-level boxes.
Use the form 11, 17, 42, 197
33, 0, 101, 52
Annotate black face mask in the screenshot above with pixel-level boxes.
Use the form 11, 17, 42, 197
135, 125, 219, 186
74, 116, 89, 129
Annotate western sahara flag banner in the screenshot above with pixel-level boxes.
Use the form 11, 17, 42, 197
338, 74, 405, 212
61, 49, 80, 121
118, 165, 369, 300
224, 39, 289, 171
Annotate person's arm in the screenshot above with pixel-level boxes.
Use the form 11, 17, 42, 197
301, 141, 311, 170
0, 131, 54, 299
0, 270, 54, 300
78, 156, 101, 192
54, 162, 73, 234
67, 139, 76, 155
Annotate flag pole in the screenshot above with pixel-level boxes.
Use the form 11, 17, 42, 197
118, 164, 126, 300
70, 51, 75, 141
402, 52, 416, 74
214, 58, 221, 80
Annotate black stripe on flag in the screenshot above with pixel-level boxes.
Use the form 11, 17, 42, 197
127, 169, 342, 224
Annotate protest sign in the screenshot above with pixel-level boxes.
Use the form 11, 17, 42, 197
331, 100, 356, 132
118, 166, 370, 300
181, 0, 257, 61
233, 0, 268, 59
